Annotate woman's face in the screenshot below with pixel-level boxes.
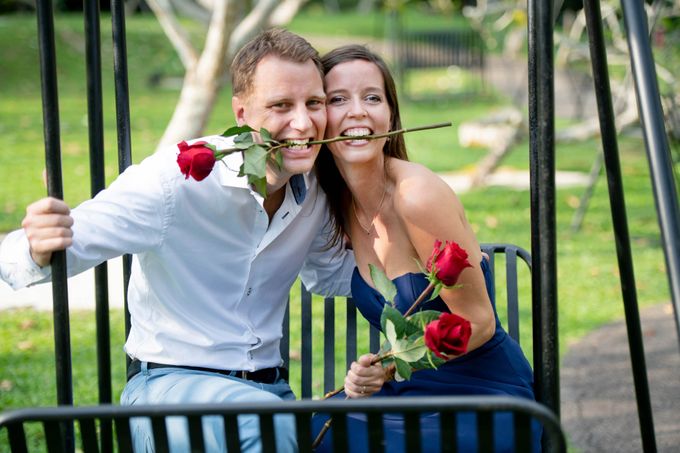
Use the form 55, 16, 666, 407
324, 59, 391, 164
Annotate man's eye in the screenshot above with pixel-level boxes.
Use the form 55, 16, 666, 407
271, 102, 290, 109
307, 99, 324, 108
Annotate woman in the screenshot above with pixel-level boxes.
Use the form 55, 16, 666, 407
312, 45, 541, 452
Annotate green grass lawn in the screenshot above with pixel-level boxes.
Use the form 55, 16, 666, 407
0, 8, 675, 451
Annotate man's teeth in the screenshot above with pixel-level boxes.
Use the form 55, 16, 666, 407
286, 139, 309, 150
343, 128, 371, 137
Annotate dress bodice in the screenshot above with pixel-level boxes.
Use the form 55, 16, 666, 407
350, 259, 498, 331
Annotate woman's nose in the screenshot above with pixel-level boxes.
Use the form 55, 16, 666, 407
348, 100, 367, 118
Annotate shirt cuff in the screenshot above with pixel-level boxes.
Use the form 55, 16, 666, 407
0, 230, 51, 290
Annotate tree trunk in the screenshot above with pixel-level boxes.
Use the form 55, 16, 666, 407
153, 0, 289, 151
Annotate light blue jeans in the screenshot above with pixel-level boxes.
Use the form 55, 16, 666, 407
120, 362, 297, 453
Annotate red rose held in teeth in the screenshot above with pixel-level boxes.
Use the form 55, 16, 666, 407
426, 240, 473, 287
176, 140, 216, 181
424, 312, 472, 358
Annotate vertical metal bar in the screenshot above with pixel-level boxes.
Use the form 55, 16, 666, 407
281, 297, 290, 369
366, 413, 383, 452
369, 325, 380, 354
301, 283, 313, 398
331, 414, 348, 452
82, 2, 113, 452
150, 417, 169, 453
187, 415, 205, 452
35, 1, 74, 451
324, 297, 335, 394
513, 412, 531, 453
7, 423, 29, 453
78, 418, 100, 453
506, 249, 520, 344
295, 413, 313, 453
404, 413, 420, 453
44, 420, 66, 453
259, 415, 277, 453
439, 412, 457, 453
620, 0, 680, 345
527, 0, 560, 420
113, 417, 133, 452
583, 2, 658, 451
222, 414, 242, 453
346, 298, 357, 372
110, 0, 134, 370
476, 412, 493, 453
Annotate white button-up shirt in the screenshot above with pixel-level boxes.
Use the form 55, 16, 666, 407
0, 135, 355, 371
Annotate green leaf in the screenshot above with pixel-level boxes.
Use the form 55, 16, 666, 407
242, 144, 268, 179
259, 127, 272, 143
222, 125, 254, 137
393, 339, 427, 362
384, 319, 399, 350
380, 305, 407, 338
394, 357, 412, 381
411, 349, 446, 371
378, 340, 392, 356
369, 264, 397, 305
248, 174, 267, 197
429, 283, 443, 301
274, 150, 284, 171
233, 132, 256, 150
408, 310, 441, 327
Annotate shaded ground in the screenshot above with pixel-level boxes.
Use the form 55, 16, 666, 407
561, 303, 680, 452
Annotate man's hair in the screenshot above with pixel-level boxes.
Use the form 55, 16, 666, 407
230, 28, 323, 97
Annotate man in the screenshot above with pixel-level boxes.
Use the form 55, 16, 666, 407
0, 29, 354, 452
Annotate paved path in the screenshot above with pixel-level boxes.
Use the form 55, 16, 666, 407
561, 302, 680, 452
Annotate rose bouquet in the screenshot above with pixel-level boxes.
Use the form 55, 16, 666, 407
176, 123, 451, 195
312, 240, 474, 448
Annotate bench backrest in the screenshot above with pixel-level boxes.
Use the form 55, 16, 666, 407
285, 243, 534, 400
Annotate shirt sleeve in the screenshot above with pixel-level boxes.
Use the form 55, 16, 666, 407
298, 210, 355, 298
0, 230, 51, 290
0, 146, 176, 290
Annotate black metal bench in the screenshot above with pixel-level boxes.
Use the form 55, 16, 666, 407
398, 28, 486, 100
0, 243, 567, 452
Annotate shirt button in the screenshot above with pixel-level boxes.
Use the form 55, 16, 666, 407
246, 287, 252, 296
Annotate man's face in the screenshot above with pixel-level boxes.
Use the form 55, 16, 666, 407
232, 55, 326, 178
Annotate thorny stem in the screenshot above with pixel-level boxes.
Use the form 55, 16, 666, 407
403, 282, 436, 317
313, 341, 425, 448
215, 122, 452, 158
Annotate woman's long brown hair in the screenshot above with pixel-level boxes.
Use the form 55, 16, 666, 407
316, 45, 409, 248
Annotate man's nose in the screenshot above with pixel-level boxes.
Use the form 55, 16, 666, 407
290, 106, 313, 131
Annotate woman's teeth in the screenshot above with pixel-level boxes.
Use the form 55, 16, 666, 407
343, 128, 371, 137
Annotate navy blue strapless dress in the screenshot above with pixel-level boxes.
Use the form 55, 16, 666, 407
311, 259, 542, 452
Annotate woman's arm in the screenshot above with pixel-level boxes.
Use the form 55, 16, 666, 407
393, 162, 496, 352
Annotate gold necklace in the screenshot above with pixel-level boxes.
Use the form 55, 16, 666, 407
352, 181, 387, 235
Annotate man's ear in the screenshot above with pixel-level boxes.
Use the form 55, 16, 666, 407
232, 96, 246, 126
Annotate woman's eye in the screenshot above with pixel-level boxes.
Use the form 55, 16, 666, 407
328, 96, 346, 105
366, 94, 382, 103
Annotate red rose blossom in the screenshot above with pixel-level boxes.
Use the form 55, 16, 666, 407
426, 240, 473, 287
176, 140, 216, 181
424, 312, 472, 358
